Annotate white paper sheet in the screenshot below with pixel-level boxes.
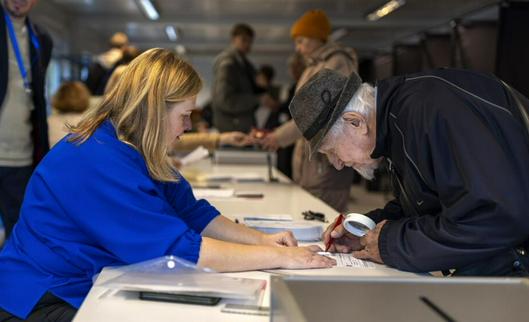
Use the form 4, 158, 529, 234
318, 252, 376, 269
193, 188, 234, 199
245, 220, 323, 242
180, 146, 209, 166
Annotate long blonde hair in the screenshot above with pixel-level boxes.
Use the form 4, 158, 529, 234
69, 48, 202, 182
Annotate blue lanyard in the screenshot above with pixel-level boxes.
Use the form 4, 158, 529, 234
3, 9, 40, 92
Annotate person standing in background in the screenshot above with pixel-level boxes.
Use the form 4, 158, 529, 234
0, 0, 53, 240
212, 23, 274, 132
259, 9, 358, 212
84, 32, 128, 95
275, 53, 306, 178
48, 81, 90, 147
254, 64, 281, 129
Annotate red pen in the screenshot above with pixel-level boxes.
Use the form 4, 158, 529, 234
325, 214, 345, 251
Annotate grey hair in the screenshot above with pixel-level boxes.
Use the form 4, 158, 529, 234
324, 83, 376, 143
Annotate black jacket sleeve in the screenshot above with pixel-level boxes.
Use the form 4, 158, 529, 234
379, 91, 529, 272
365, 199, 404, 224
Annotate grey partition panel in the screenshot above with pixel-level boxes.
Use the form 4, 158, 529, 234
393, 44, 423, 76
422, 34, 452, 70
373, 54, 393, 81
271, 275, 529, 322
456, 21, 498, 73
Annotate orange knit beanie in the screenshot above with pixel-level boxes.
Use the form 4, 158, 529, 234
290, 10, 331, 41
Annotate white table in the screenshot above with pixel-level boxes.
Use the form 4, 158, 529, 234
73, 158, 416, 322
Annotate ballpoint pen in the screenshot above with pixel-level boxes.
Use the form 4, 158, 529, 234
324, 214, 345, 251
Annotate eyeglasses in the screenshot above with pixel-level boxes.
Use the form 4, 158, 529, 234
302, 211, 327, 223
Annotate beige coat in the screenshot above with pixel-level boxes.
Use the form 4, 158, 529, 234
274, 42, 358, 212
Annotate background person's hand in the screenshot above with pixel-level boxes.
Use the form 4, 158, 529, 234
260, 230, 298, 247
219, 132, 252, 147
278, 245, 336, 269
259, 132, 280, 151
322, 216, 363, 253
352, 220, 387, 264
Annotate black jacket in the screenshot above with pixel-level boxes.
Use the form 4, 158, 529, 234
0, 6, 53, 166
367, 68, 529, 273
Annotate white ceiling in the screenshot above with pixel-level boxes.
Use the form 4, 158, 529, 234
35, 0, 500, 56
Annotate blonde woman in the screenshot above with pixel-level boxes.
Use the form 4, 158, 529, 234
106, 63, 251, 153
0, 49, 334, 321
48, 81, 91, 147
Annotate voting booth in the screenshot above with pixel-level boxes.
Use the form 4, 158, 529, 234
271, 275, 529, 322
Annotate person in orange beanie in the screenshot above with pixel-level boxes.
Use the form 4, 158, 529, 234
258, 9, 359, 213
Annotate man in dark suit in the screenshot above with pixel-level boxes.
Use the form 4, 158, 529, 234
211, 23, 264, 133
0, 0, 53, 240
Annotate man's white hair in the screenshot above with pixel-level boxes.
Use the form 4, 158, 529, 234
325, 82, 376, 142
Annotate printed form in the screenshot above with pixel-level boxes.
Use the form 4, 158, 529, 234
318, 252, 376, 269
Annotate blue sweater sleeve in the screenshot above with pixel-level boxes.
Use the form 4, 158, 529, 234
162, 176, 220, 233
39, 140, 210, 265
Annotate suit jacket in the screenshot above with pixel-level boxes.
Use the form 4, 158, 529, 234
211, 47, 260, 132
0, 6, 53, 166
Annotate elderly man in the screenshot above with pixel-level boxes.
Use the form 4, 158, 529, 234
290, 68, 529, 276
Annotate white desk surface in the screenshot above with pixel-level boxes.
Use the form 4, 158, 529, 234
73, 158, 416, 322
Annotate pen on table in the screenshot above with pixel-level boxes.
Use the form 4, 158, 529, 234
324, 214, 345, 251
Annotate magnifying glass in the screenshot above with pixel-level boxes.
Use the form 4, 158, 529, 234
343, 213, 376, 237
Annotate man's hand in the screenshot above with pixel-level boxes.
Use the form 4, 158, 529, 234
260, 231, 298, 247
352, 220, 387, 264
322, 216, 363, 253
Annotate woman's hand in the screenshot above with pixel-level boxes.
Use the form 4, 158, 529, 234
277, 245, 336, 269
260, 231, 298, 247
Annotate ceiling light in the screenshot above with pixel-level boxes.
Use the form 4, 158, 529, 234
165, 25, 178, 41
136, 0, 159, 21
366, 0, 406, 21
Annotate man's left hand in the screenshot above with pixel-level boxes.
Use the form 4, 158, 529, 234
352, 220, 387, 264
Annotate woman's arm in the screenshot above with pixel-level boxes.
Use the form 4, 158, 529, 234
197, 237, 335, 272
198, 216, 335, 272
201, 215, 297, 247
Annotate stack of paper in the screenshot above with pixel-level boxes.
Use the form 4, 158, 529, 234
195, 173, 265, 183
179, 146, 209, 166
317, 252, 376, 268
244, 220, 323, 242
193, 188, 234, 199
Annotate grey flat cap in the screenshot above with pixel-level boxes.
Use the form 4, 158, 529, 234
289, 68, 362, 158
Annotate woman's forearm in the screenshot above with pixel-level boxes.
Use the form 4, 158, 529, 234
201, 215, 265, 245
197, 237, 281, 272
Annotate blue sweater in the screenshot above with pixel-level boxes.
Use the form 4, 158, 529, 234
0, 121, 219, 318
